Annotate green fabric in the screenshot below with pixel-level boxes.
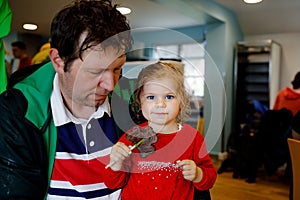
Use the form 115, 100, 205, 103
0, 42, 7, 93
14, 62, 55, 128
13, 62, 57, 198
43, 115, 57, 200
0, 0, 12, 93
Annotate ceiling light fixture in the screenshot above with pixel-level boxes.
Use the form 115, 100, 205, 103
23, 23, 38, 31
117, 7, 131, 15
243, 0, 263, 3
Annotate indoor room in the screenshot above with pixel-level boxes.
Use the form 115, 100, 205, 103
1, 0, 300, 199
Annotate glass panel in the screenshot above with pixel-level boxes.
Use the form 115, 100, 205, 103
155, 45, 179, 59
185, 76, 204, 97
182, 58, 205, 97
182, 59, 204, 76
180, 43, 205, 57
154, 43, 205, 97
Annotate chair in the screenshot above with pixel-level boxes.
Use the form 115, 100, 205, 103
197, 117, 204, 134
287, 138, 300, 200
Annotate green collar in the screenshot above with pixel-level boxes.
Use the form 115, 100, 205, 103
14, 62, 55, 129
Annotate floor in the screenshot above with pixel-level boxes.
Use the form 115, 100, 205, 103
210, 157, 290, 200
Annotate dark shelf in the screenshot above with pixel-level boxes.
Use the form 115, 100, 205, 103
238, 61, 269, 65
244, 72, 269, 76
237, 51, 270, 55
242, 80, 269, 84
234, 42, 273, 133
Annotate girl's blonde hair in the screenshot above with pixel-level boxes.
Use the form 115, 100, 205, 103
132, 61, 190, 124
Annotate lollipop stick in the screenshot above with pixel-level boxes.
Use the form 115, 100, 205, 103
105, 138, 145, 169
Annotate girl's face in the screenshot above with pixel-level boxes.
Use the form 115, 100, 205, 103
140, 78, 180, 133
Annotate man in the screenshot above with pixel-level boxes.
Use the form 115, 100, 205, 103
273, 71, 300, 116
11, 40, 32, 70
0, 0, 133, 199
292, 110, 300, 140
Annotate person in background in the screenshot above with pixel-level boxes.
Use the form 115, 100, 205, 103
291, 110, 300, 140
289, 108, 300, 200
0, 0, 11, 93
273, 72, 300, 200
11, 40, 32, 70
31, 41, 51, 64
273, 71, 300, 116
0, 0, 133, 199
104, 62, 217, 200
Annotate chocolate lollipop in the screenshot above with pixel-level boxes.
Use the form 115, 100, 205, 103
126, 125, 157, 158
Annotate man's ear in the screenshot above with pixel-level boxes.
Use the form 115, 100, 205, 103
49, 48, 64, 73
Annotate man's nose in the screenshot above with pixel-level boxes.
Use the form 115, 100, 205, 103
99, 71, 115, 92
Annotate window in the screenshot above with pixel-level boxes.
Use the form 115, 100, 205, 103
154, 42, 205, 97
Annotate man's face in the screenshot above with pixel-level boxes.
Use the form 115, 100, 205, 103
12, 47, 24, 59
58, 45, 126, 114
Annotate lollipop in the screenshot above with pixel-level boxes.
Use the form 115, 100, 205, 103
126, 125, 157, 158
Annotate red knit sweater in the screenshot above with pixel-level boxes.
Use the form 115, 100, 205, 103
103, 123, 217, 200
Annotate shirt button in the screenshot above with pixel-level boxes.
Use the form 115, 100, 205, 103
87, 123, 92, 129
90, 141, 95, 147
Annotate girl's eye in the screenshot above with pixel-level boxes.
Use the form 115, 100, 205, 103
146, 95, 155, 100
166, 95, 175, 100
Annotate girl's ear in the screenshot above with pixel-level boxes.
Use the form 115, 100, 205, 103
49, 48, 64, 73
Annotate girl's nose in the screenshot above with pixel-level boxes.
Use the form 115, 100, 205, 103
156, 98, 166, 107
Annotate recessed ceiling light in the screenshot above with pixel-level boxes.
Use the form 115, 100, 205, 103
243, 0, 263, 3
23, 23, 38, 31
117, 7, 131, 15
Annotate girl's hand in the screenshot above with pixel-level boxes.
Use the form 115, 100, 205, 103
108, 142, 131, 171
177, 160, 203, 182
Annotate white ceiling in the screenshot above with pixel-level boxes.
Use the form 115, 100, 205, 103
8, 0, 201, 37
213, 0, 300, 35
7, 0, 300, 37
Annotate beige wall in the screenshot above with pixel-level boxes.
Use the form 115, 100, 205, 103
245, 32, 300, 90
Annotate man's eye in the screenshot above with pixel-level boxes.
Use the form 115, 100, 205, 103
90, 72, 100, 75
89, 70, 102, 75
166, 95, 175, 100
146, 96, 155, 100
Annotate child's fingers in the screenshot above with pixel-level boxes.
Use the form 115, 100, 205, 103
176, 160, 195, 168
107, 143, 132, 170
111, 143, 131, 161
177, 160, 197, 181
113, 142, 131, 155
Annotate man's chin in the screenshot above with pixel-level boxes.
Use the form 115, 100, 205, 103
94, 99, 105, 107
